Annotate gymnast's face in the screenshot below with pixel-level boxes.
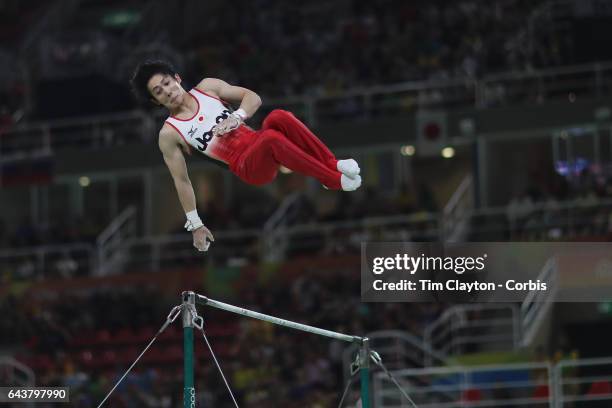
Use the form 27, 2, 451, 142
147, 73, 185, 109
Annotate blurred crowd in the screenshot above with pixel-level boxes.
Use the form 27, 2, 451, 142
2, 245, 610, 406
2, 269, 445, 407
0, 180, 440, 285
1, 182, 437, 251
505, 173, 612, 240
199, 183, 437, 233
470, 169, 612, 241
1, 1, 611, 406
0, 0, 581, 121
0, 215, 106, 281
5, 168, 612, 283
0, 217, 103, 249
184, 0, 565, 97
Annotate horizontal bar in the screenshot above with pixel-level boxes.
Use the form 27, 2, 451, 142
0, 243, 93, 258
556, 356, 612, 369
194, 293, 362, 344
401, 396, 551, 408
561, 374, 612, 386
560, 394, 612, 404
380, 378, 551, 394
385, 361, 551, 376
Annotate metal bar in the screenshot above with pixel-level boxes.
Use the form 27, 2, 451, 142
96, 206, 136, 245
459, 318, 515, 329
386, 378, 551, 394
360, 338, 371, 408
553, 361, 562, 408
395, 396, 552, 408
194, 293, 362, 343
560, 395, 612, 404
373, 372, 384, 408
547, 362, 555, 408
182, 292, 196, 408
512, 305, 520, 350
0, 243, 93, 257
388, 361, 550, 376
451, 333, 514, 346
560, 374, 612, 385
556, 356, 612, 369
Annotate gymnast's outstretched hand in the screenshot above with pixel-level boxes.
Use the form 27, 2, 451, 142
192, 225, 214, 252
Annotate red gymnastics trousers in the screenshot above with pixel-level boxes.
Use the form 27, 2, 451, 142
225, 109, 342, 189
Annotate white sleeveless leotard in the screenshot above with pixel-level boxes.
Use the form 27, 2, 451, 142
164, 88, 252, 164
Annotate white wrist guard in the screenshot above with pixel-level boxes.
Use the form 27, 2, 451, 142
234, 108, 248, 121
185, 210, 203, 231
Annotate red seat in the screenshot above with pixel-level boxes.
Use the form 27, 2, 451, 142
145, 345, 182, 364
77, 350, 94, 367
114, 328, 136, 344
94, 330, 112, 345
30, 355, 54, 372
142, 347, 159, 363
135, 327, 156, 343
461, 388, 483, 402
118, 347, 140, 365
158, 324, 179, 341
162, 345, 183, 363
533, 384, 549, 399
587, 381, 612, 396
70, 335, 91, 347
91, 350, 117, 369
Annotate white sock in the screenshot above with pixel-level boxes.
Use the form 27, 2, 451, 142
341, 174, 362, 191
337, 159, 360, 179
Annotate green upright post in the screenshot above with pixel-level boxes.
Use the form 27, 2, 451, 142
360, 338, 371, 408
182, 292, 196, 408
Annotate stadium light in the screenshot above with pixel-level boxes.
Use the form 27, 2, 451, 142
441, 147, 455, 159
400, 145, 415, 156
79, 176, 91, 187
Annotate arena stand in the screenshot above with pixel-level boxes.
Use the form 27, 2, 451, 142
3, 1, 612, 406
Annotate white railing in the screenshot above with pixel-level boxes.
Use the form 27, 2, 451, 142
262, 192, 304, 262
374, 362, 554, 408
0, 356, 35, 387
0, 243, 95, 280
520, 258, 558, 347
0, 110, 152, 164
124, 213, 440, 271
3, 61, 612, 160
424, 304, 520, 366
375, 356, 612, 408
464, 197, 612, 241
95, 206, 137, 276
0, 211, 440, 279
477, 61, 612, 105
122, 228, 262, 272
422, 258, 559, 361
443, 175, 474, 242
3, 194, 612, 279
554, 357, 612, 408
342, 330, 449, 387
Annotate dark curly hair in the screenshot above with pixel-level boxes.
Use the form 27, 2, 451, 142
130, 60, 177, 104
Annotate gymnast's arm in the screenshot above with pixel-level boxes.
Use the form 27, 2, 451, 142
197, 77, 262, 119
159, 125, 214, 251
